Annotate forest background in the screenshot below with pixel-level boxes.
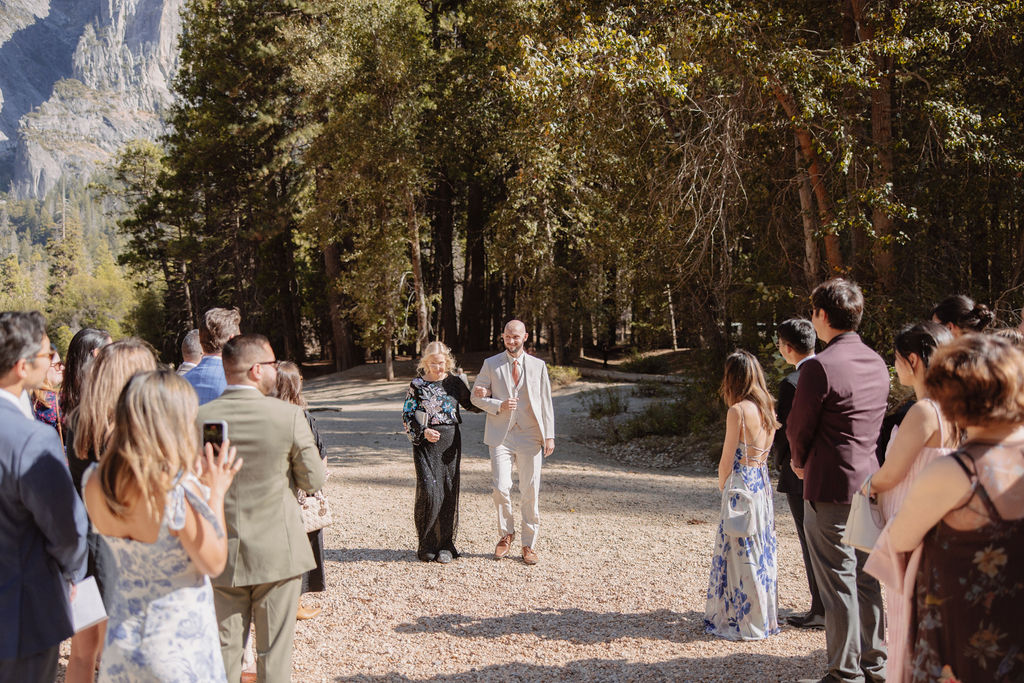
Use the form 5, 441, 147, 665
2, 0, 1023, 385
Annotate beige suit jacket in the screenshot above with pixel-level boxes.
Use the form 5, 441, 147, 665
471, 352, 555, 447
198, 387, 325, 587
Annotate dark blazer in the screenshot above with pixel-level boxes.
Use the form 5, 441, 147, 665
0, 398, 88, 659
773, 367, 803, 495
787, 332, 890, 504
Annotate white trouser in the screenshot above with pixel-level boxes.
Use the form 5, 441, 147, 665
490, 423, 544, 548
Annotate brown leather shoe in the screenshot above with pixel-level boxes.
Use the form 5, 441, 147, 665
296, 604, 321, 620
522, 546, 538, 565
494, 532, 515, 559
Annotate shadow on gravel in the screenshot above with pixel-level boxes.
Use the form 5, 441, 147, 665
325, 548, 497, 563
393, 608, 708, 645
332, 650, 824, 682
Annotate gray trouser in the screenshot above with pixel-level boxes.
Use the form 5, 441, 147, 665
214, 576, 302, 683
788, 491, 824, 616
0, 644, 59, 683
490, 424, 544, 548
804, 500, 886, 683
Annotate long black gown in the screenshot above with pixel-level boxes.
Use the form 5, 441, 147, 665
402, 374, 480, 561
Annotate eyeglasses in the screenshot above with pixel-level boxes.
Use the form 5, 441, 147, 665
28, 348, 56, 363
250, 360, 279, 371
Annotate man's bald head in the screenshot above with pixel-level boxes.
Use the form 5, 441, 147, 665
502, 319, 528, 356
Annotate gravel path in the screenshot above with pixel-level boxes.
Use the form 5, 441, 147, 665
288, 367, 828, 682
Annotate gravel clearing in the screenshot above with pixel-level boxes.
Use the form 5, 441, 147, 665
60, 366, 828, 682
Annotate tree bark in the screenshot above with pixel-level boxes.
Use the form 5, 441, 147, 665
795, 140, 822, 287
406, 189, 431, 353
323, 242, 357, 371
461, 179, 489, 351
772, 82, 843, 272
432, 171, 458, 345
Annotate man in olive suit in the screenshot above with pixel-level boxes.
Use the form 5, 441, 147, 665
198, 334, 325, 683
472, 320, 555, 565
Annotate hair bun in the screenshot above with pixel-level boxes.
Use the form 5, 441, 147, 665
972, 304, 995, 326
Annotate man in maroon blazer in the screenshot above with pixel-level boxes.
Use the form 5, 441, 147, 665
788, 279, 888, 683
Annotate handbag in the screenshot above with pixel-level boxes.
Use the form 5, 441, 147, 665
720, 474, 757, 537
842, 475, 885, 552
297, 489, 332, 533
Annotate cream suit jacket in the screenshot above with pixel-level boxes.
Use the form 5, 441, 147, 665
471, 351, 555, 447
197, 387, 325, 587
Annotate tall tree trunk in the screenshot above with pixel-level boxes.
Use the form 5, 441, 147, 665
666, 285, 678, 350
432, 171, 458, 345
851, 0, 897, 290
772, 82, 843, 272
461, 179, 489, 351
406, 189, 430, 352
323, 242, 357, 371
383, 320, 395, 381
795, 141, 822, 288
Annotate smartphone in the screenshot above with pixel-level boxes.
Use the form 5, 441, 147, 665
202, 421, 228, 448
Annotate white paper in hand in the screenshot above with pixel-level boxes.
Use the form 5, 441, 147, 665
71, 576, 108, 632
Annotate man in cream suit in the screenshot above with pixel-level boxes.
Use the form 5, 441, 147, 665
472, 320, 555, 565
198, 333, 325, 683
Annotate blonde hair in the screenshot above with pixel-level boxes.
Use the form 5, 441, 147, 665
73, 338, 157, 460
720, 349, 781, 433
96, 370, 200, 519
417, 341, 456, 375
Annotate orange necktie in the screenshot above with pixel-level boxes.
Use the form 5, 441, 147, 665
512, 359, 520, 384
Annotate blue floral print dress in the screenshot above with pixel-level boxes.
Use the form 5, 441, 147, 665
704, 418, 780, 640
84, 465, 228, 682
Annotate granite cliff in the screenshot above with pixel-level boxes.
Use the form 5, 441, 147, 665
0, 0, 182, 197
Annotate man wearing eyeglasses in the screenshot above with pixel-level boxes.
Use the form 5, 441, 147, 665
0, 311, 88, 682
197, 333, 325, 683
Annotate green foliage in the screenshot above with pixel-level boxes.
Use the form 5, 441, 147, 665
547, 364, 580, 386
581, 387, 627, 419
621, 351, 670, 375
614, 379, 720, 443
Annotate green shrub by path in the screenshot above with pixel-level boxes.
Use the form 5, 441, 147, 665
633, 379, 675, 397
547, 364, 580, 386
581, 387, 627, 419
612, 379, 720, 444
620, 351, 670, 375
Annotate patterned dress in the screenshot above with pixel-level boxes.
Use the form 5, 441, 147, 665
909, 442, 1024, 683
704, 419, 779, 640
84, 465, 227, 682
402, 374, 480, 561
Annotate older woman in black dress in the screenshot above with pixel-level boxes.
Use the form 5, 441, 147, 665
402, 342, 480, 563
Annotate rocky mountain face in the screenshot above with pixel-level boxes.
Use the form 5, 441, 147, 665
0, 0, 182, 197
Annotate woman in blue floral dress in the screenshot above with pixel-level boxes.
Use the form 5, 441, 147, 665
402, 342, 481, 563
82, 370, 242, 682
705, 350, 781, 640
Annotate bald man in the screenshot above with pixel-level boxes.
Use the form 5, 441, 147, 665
471, 320, 555, 565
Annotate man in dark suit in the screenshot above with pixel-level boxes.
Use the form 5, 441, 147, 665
0, 311, 88, 682
773, 318, 824, 630
788, 279, 889, 683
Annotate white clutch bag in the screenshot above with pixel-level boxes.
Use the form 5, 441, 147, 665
720, 475, 757, 537
842, 475, 885, 552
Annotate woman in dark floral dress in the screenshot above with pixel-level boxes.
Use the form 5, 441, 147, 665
402, 341, 480, 563
889, 334, 1024, 683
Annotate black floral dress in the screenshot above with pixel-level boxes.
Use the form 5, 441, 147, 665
402, 374, 480, 561
909, 443, 1024, 683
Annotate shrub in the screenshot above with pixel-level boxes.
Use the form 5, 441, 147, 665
620, 351, 670, 375
582, 387, 627, 418
612, 378, 720, 442
633, 379, 674, 397
547, 364, 580, 386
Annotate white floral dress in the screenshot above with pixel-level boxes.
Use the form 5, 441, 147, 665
84, 465, 227, 682
704, 420, 780, 640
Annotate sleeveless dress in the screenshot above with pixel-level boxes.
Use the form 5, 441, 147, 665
909, 443, 1024, 683
704, 418, 779, 640
83, 465, 228, 683
865, 398, 955, 683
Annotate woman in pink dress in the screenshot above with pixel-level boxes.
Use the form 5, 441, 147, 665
865, 321, 959, 683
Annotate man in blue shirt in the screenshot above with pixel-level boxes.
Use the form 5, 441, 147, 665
0, 311, 88, 682
185, 307, 242, 404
